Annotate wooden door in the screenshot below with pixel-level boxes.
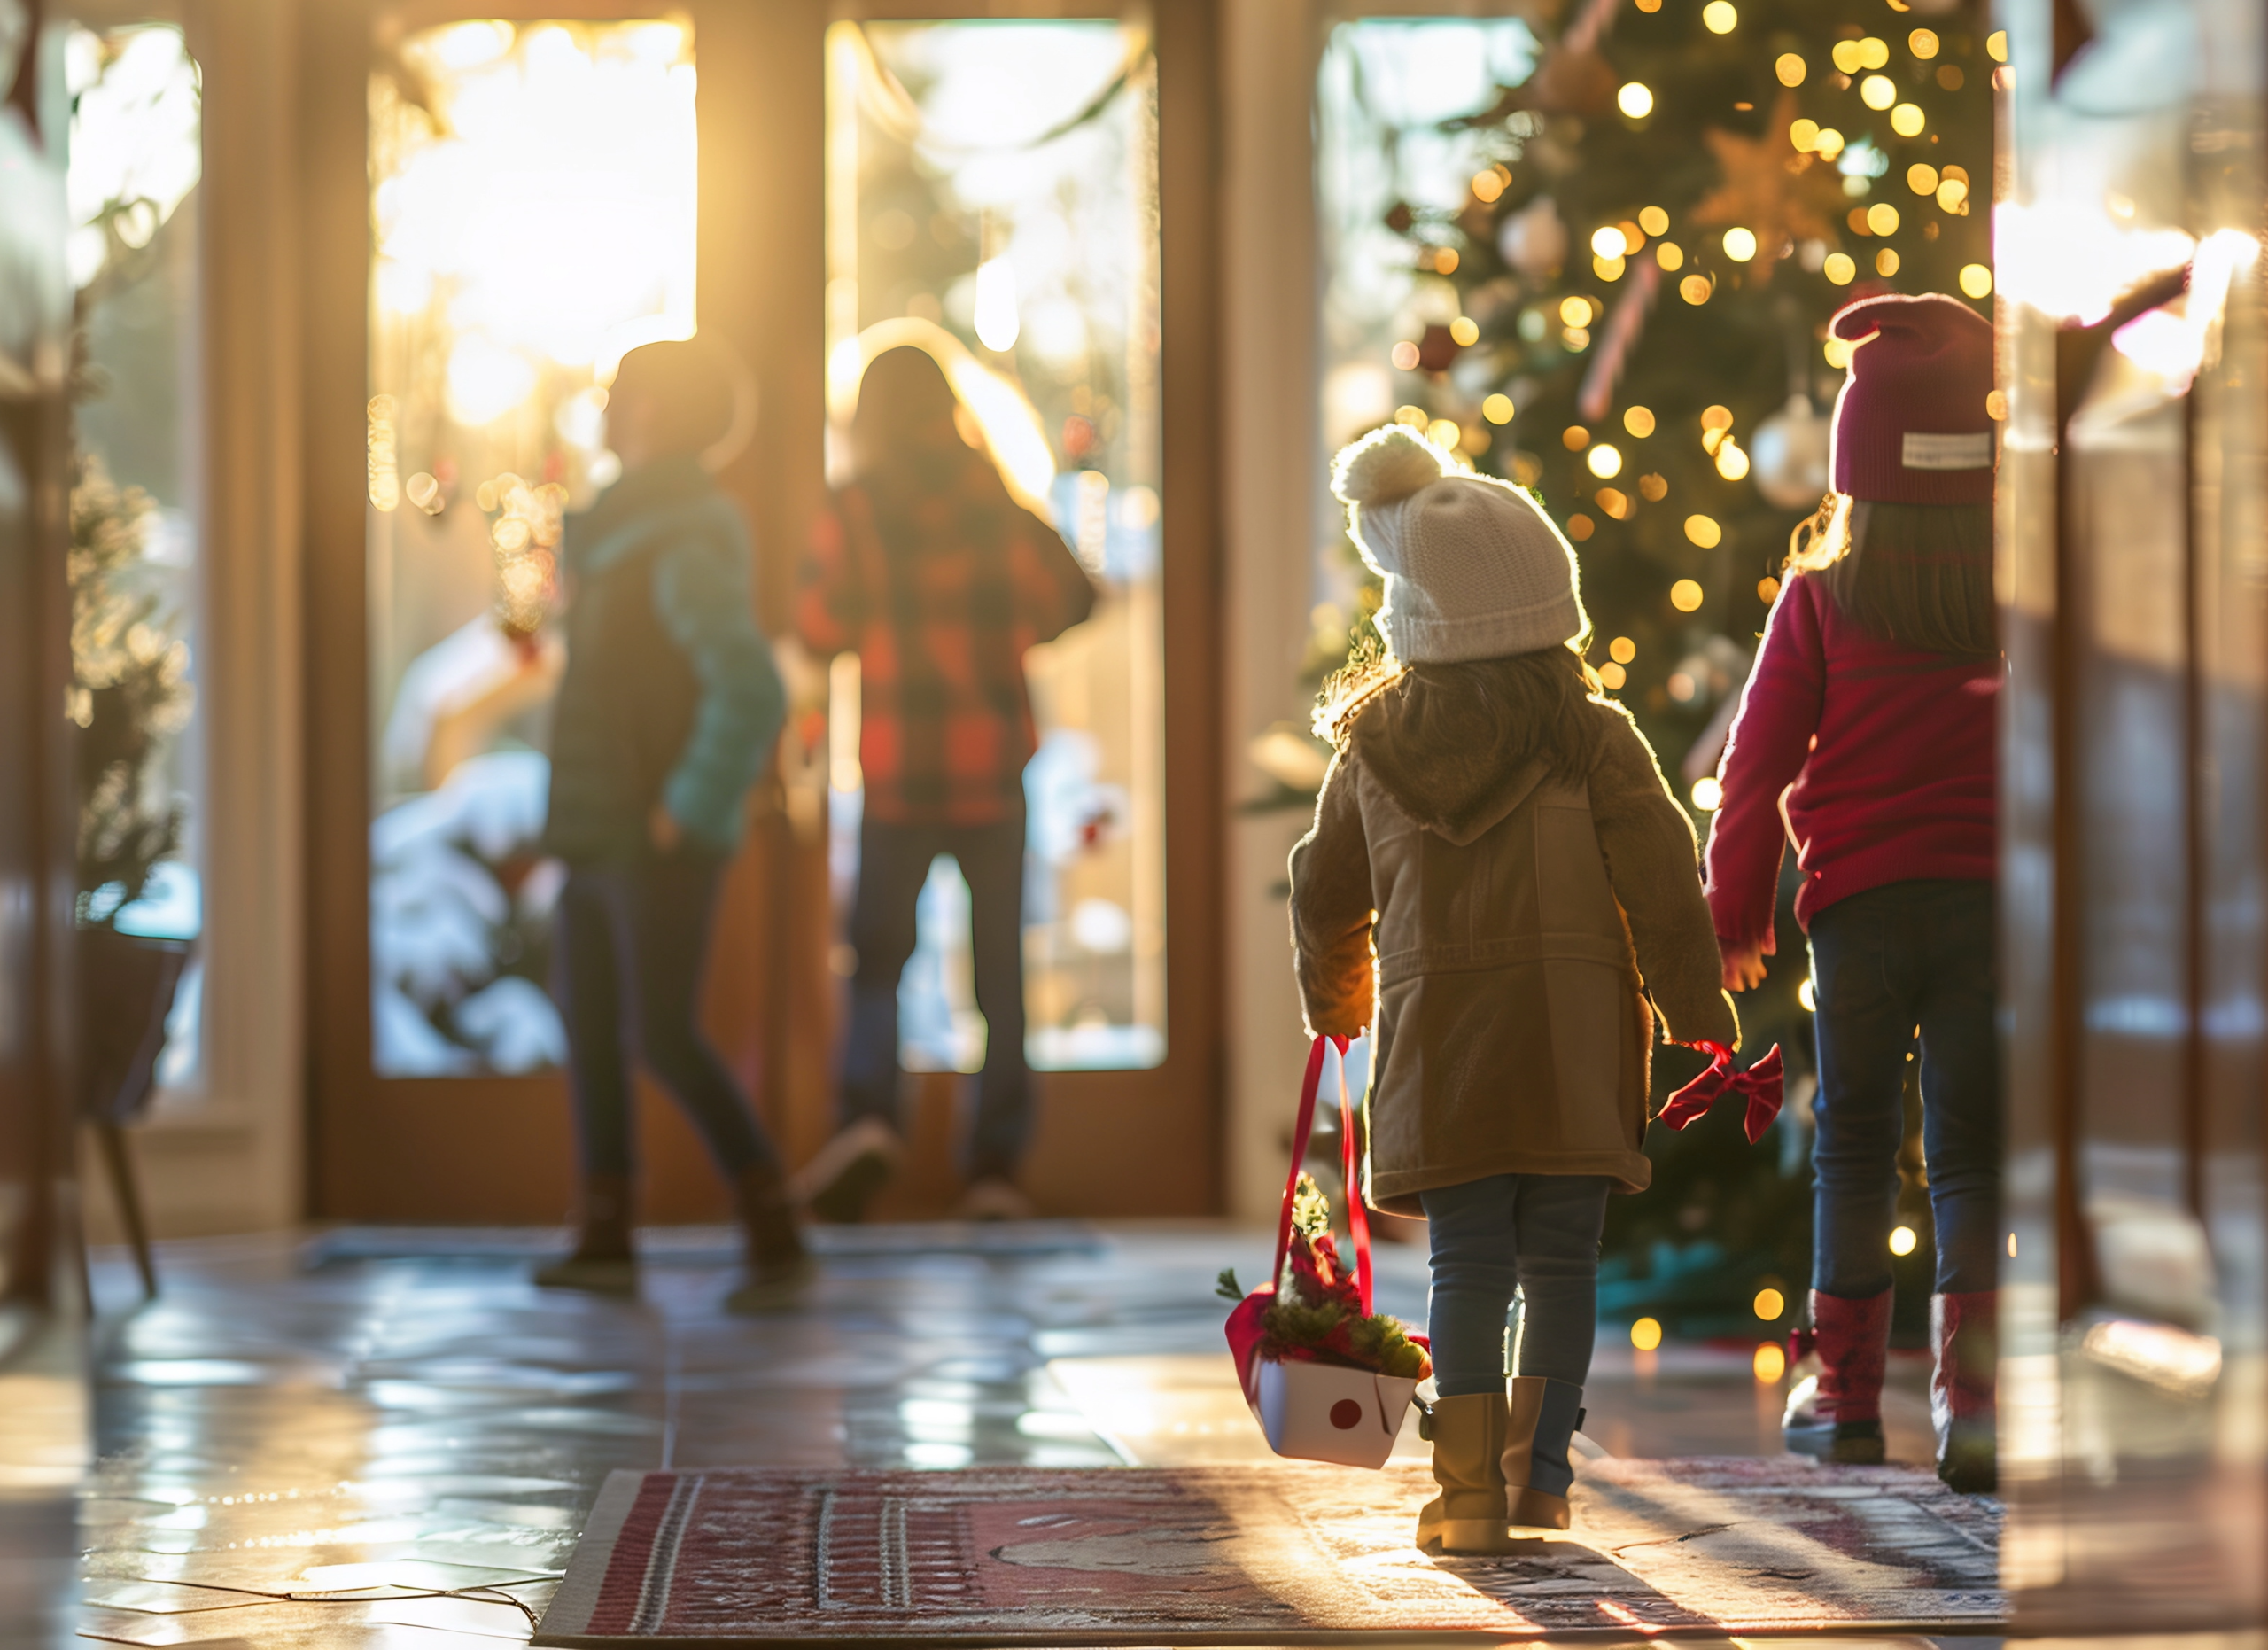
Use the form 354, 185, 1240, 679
302, 0, 1223, 1221
0, 0, 82, 1313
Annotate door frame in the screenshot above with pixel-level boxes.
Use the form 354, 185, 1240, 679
301, 0, 1224, 1220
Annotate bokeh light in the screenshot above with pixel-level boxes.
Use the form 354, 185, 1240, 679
1754, 1343, 1788, 1383
1722, 226, 1759, 262
1671, 577, 1705, 611
1775, 52, 1806, 87
1618, 81, 1654, 119
1754, 1288, 1786, 1320
1691, 776, 1722, 810
1961, 263, 1994, 298
1482, 393, 1515, 424
1587, 443, 1625, 478
1701, 1, 1737, 33
1631, 1317, 1664, 1351
1890, 1225, 1920, 1257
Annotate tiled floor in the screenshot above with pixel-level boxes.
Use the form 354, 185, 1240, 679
73, 1224, 1938, 1648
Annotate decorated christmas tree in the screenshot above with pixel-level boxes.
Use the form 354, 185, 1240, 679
1309, 0, 1996, 1335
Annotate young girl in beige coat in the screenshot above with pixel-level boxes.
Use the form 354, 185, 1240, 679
1292, 425, 1737, 1553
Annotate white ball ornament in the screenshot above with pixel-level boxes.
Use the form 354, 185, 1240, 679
1497, 196, 1568, 279
1750, 393, 1832, 510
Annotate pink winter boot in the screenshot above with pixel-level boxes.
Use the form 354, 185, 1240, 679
1782, 1288, 1892, 1463
1930, 1290, 1996, 1492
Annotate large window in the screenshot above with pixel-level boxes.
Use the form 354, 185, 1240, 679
824, 19, 1166, 1071
365, 19, 697, 1075
67, 19, 205, 1093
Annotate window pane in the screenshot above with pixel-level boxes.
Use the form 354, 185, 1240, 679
824, 20, 1166, 1071
367, 19, 696, 1076
67, 20, 206, 1092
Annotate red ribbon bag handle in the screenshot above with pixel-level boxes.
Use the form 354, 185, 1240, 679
1269, 1034, 1371, 1312
1231, 1034, 1372, 1405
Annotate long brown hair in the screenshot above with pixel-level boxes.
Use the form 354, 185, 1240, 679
1785, 494, 1996, 658
1314, 640, 1611, 785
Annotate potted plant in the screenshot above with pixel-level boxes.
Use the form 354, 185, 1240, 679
70, 454, 193, 1294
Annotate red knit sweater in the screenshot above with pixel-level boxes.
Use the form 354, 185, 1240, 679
1704, 571, 1999, 948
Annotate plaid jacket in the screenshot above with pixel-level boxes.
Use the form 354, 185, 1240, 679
798, 464, 1096, 825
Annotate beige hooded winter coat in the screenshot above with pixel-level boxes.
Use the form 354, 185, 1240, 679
1290, 665, 1738, 1215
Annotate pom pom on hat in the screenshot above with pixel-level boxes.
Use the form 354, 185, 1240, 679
1828, 292, 1994, 505
1332, 423, 1454, 507
1328, 423, 1586, 665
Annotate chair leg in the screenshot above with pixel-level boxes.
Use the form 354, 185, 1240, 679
94, 1122, 158, 1301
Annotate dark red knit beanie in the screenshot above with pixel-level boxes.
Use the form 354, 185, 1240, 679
1829, 292, 1995, 505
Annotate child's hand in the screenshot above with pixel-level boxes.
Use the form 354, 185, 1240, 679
1720, 936, 1772, 992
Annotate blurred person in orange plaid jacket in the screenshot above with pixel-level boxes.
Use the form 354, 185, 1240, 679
794, 346, 1094, 1223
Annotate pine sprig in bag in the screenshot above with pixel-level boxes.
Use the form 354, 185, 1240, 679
1219, 1172, 1431, 1381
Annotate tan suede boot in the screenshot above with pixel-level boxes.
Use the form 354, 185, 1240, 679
1502, 1374, 1578, 1530
533, 1173, 637, 1293
1415, 1392, 1520, 1554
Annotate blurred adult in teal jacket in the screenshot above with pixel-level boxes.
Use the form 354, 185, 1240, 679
538, 337, 804, 1311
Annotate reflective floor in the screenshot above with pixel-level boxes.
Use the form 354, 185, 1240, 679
74, 1224, 1943, 1647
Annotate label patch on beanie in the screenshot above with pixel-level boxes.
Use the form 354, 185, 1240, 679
1901, 432, 1993, 470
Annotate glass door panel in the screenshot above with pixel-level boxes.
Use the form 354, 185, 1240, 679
823, 19, 1165, 1071
365, 18, 697, 1075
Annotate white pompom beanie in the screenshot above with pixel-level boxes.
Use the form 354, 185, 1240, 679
1330, 424, 1588, 665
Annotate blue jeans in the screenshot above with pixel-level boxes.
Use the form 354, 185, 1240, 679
554, 853, 776, 1180
840, 810, 1031, 1180
1420, 1173, 1612, 1397
1807, 878, 2001, 1299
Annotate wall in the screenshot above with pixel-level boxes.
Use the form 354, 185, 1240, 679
1219, 0, 1330, 1223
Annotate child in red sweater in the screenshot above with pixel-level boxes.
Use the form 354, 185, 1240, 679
1705, 293, 1999, 1492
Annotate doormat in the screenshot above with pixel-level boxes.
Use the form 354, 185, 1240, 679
536, 1460, 2004, 1645
300, 1221, 1105, 1271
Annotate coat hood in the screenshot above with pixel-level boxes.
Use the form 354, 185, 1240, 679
1348, 666, 1556, 847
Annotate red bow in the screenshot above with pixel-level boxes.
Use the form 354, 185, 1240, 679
1658, 1041, 1784, 1143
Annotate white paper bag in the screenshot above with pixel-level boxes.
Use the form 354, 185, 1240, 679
1254, 1358, 1418, 1469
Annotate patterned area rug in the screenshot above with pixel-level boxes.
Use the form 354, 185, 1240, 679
537, 1459, 2004, 1644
